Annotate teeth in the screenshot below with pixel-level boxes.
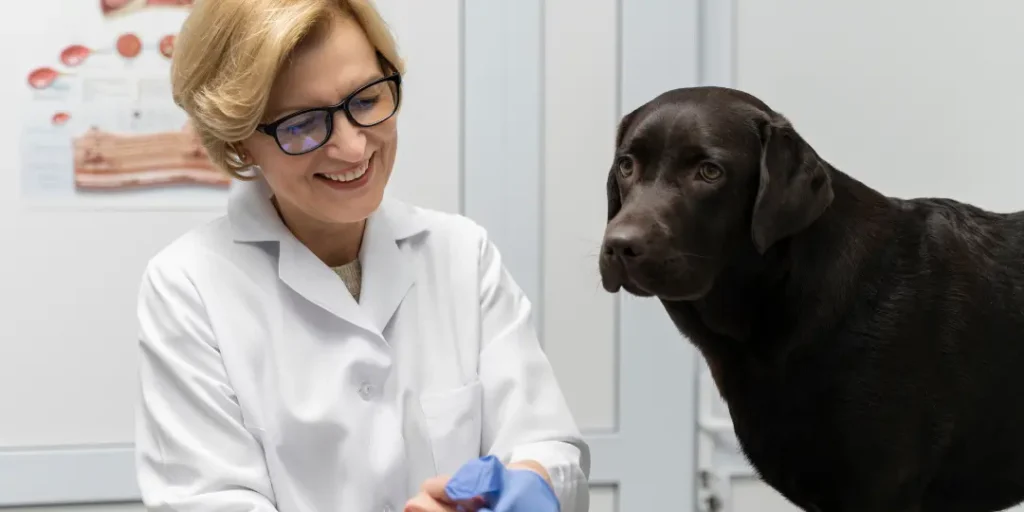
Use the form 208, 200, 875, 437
320, 162, 368, 183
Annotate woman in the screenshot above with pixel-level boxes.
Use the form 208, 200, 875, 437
134, 1, 590, 511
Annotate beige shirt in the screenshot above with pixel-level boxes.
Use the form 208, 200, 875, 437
332, 259, 362, 302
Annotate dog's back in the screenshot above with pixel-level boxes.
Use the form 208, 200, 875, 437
880, 194, 1024, 510
678, 171, 1024, 512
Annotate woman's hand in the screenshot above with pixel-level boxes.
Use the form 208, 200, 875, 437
505, 460, 553, 488
488, 462, 560, 512
404, 474, 487, 512
427, 456, 560, 512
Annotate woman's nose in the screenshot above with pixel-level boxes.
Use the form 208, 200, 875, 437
324, 114, 367, 160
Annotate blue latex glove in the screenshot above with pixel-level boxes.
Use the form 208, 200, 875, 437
444, 455, 560, 512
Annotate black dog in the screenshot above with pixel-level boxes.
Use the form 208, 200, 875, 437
598, 86, 1024, 512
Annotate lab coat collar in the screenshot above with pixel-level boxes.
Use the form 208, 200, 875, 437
226, 175, 428, 338
227, 176, 428, 242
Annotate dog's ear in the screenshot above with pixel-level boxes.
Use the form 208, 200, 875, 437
607, 165, 622, 222
608, 109, 638, 221
750, 116, 834, 254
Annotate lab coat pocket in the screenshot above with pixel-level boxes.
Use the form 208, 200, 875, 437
418, 379, 484, 475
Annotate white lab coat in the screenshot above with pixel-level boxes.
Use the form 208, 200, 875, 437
134, 176, 591, 512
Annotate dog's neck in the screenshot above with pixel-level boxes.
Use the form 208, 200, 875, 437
664, 166, 895, 365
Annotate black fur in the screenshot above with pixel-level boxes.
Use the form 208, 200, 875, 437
598, 86, 1024, 512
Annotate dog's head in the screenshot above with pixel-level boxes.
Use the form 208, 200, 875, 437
598, 86, 834, 301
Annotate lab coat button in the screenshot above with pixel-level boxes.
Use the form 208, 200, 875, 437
358, 382, 374, 400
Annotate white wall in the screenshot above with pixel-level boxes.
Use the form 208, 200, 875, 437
702, 1, 1024, 511
0, 0, 694, 510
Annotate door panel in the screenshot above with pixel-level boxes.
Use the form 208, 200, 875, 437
590, 488, 618, 512
375, 0, 463, 214
465, 0, 703, 510
542, 0, 620, 433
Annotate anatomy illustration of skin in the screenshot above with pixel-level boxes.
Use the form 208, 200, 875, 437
72, 121, 229, 189
23, 1, 210, 197
101, 0, 193, 17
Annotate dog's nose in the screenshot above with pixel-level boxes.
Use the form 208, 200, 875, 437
603, 225, 644, 260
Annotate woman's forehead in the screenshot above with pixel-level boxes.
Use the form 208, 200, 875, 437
266, 16, 381, 118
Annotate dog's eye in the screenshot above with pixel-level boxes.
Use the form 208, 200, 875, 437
616, 156, 634, 177
698, 163, 723, 182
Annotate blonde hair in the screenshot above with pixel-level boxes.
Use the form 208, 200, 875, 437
170, 0, 404, 179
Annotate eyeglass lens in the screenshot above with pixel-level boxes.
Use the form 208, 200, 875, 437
275, 78, 398, 155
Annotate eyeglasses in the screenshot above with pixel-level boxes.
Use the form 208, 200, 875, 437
255, 73, 402, 156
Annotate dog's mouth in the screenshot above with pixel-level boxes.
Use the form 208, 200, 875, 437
599, 251, 714, 301
616, 276, 656, 298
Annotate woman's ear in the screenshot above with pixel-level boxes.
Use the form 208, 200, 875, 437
229, 142, 262, 177
229, 142, 251, 165
750, 116, 834, 254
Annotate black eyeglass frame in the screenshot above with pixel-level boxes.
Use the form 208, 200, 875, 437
255, 70, 403, 156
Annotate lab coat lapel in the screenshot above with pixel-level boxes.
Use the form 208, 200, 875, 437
277, 232, 375, 333
358, 197, 419, 335
228, 177, 424, 337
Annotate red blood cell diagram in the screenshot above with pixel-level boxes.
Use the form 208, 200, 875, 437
44, 32, 180, 72
52, 112, 71, 126
60, 45, 91, 67
159, 35, 175, 59
116, 33, 143, 59
27, 67, 61, 89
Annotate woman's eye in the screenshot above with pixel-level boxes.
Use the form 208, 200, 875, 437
698, 163, 723, 182
617, 156, 634, 177
350, 96, 380, 112
283, 118, 315, 134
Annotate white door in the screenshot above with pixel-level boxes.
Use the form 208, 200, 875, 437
464, 0, 704, 510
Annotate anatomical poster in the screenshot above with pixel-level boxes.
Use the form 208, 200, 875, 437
17, 0, 230, 210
